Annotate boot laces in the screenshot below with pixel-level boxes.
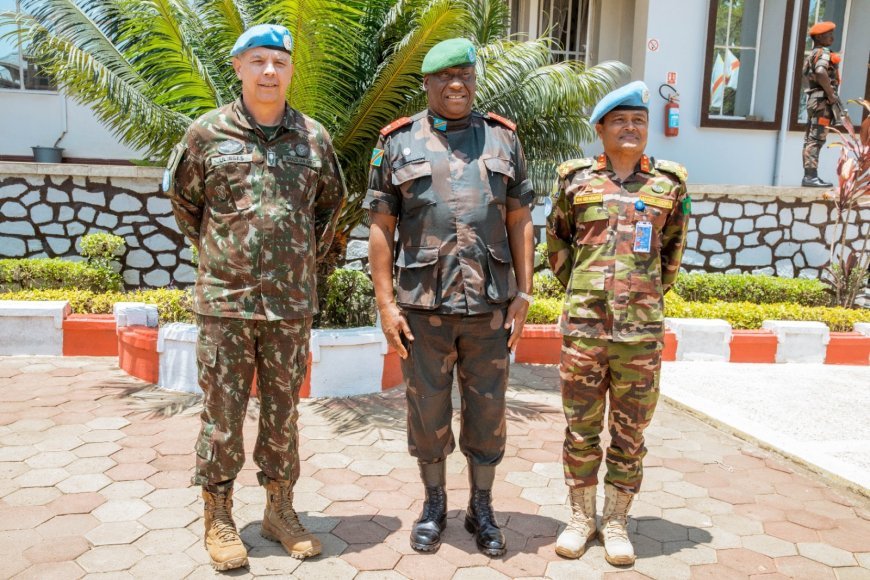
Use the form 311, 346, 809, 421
566, 487, 592, 532
211, 493, 239, 543
603, 516, 630, 542
422, 487, 445, 520
473, 490, 495, 524
273, 486, 305, 534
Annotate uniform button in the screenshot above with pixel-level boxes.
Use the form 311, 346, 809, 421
635, 200, 646, 211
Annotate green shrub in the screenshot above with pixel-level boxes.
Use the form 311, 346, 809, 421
672, 272, 830, 307
527, 297, 562, 324
533, 271, 564, 300
0, 288, 194, 323
534, 242, 549, 272
318, 269, 376, 328
664, 293, 869, 332
78, 233, 125, 291
0, 258, 117, 293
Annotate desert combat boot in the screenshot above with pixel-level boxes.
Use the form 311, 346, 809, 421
202, 485, 248, 570
261, 479, 322, 559
600, 483, 636, 565
555, 484, 597, 558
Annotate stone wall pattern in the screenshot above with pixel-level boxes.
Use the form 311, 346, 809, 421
1, 166, 867, 288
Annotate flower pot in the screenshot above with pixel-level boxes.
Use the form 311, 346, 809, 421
515, 324, 562, 364
63, 313, 117, 356
31, 146, 63, 163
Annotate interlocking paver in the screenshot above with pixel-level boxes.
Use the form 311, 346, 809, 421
0, 356, 867, 578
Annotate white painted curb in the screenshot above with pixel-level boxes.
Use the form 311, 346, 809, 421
309, 327, 388, 397
762, 320, 830, 363
0, 300, 70, 356
156, 322, 200, 394
665, 317, 732, 361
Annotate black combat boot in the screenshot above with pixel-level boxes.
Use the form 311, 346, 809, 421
802, 169, 832, 188
410, 461, 447, 552
464, 463, 506, 556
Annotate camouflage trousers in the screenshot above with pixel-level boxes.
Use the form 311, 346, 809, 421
560, 336, 661, 493
401, 309, 510, 466
803, 95, 833, 171
192, 314, 312, 487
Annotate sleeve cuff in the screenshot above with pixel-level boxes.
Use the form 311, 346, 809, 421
507, 179, 535, 207
364, 188, 399, 216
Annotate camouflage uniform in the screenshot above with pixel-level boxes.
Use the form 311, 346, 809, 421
802, 46, 839, 171
546, 154, 689, 493
165, 97, 345, 487
366, 110, 533, 465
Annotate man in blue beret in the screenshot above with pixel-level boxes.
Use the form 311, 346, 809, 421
164, 23, 346, 569
547, 81, 690, 565
367, 37, 535, 556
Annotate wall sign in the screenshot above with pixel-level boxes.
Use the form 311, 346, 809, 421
647, 38, 660, 52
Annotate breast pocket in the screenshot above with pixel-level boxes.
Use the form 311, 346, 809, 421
481, 155, 515, 205
207, 159, 254, 214
280, 156, 322, 209
392, 159, 434, 211
485, 239, 516, 303
574, 204, 610, 245
395, 245, 441, 310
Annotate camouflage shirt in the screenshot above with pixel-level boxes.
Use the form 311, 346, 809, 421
366, 110, 534, 315
165, 98, 346, 320
804, 47, 839, 93
546, 154, 689, 342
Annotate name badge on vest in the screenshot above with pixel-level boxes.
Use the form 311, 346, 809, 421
634, 221, 652, 253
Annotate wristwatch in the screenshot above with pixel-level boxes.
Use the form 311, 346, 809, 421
516, 291, 534, 305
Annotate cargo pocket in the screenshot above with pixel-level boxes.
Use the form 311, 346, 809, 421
567, 270, 607, 321
194, 422, 215, 462
575, 204, 609, 245
197, 335, 218, 368
485, 239, 515, 303
481, 155, 515, 205
627, 272, 664, 322
395, 245, 441, 309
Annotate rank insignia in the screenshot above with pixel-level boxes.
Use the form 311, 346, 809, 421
295, 143, 310, 157
433, 117, 447, 131
370, 148, 384, 167
218, 140, 244, 155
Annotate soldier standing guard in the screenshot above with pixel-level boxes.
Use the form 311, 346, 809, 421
367, 38, 535, 556
802, 21, 841, 188
163, 24, 345, 570
546, 81, 689, 565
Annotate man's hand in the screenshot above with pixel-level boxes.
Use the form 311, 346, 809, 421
380, 302, 414, 359
504, 295, 531, 353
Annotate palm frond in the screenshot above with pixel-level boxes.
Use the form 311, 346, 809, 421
459, 0, 509, 46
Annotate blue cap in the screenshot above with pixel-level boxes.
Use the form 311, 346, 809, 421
230, 24, 293, 57
590, 81, 650, 125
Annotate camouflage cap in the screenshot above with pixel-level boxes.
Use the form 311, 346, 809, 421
590, 80, 650, 125
421, 38, 476, 74
231, 24, 293, 57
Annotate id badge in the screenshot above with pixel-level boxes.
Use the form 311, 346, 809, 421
634, 221, 652, 253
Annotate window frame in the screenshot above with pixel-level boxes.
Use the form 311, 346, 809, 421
538, 0, 590, 63
700, 0, 795, 130
787, 0, 851, 131
0, 0, 57, 93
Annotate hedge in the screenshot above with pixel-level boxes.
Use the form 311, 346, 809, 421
527, 297, 563, 324
672, 272, 830, 307
0, 258, 120, 293
0, 288, 193, 323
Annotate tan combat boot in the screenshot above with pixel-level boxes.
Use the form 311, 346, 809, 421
555, 485, 597, 558
202, 486, 248, 571
261, 480, 322, 559
600, 483, 636, 565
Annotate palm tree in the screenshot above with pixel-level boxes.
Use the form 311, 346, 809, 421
2, 0, 627, 243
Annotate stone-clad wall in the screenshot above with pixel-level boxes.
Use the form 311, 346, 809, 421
1, 163, 867, 287
0, 163, 194, 288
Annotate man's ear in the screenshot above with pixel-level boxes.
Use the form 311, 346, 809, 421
232, 57, 242, 80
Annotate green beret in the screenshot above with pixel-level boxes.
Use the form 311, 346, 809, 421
421, 38, 476, 74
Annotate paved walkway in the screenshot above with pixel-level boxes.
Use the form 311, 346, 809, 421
0, 356, 868, 579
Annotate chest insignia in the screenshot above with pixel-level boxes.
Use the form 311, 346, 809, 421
295, 143, 310, 157
370, 148, 384, 167
574, 192, 604, 205
218, 140, 244, 155
211, 154, 253, 167
433, 117, 447, 131
638, 194, 674, 210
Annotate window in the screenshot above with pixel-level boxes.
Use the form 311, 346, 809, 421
539, 0, 590, 62
789, 0, 849, 129
0, 0, 55, 91
701, 0, 794, 129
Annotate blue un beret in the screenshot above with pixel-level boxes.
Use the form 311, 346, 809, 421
589, 80, 650, 125
231, 24, 293, 57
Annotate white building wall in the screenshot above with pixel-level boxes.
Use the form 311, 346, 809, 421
0, 91, 144, 160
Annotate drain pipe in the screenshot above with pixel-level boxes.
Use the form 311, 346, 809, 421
772, 7, 801, 186
53, 94, 68, 148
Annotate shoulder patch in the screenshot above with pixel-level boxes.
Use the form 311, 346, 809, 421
380, 117, 412, 137
655, 159, 688, 184
162, 142, 187, 194
557, 158, 594, 179
485, 112, 516, 131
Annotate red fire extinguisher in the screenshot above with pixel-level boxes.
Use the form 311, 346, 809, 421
660, 84, 679, 137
